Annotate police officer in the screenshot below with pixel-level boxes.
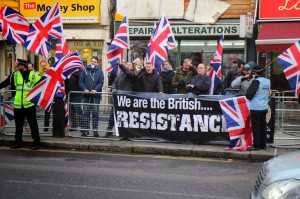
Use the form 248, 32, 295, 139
246, 65, 271, 151
11, 59, 41, 150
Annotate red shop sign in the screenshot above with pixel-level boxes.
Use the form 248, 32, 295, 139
260, 0, 300, 19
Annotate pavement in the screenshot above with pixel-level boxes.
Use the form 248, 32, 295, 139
0, 133, 299, 162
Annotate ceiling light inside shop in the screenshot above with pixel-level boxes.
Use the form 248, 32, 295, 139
234, 42, 245, 46
207, 43, 217, 46
181, 43, 206, 46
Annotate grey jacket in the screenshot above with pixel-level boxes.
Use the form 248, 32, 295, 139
231, 74, 255, 96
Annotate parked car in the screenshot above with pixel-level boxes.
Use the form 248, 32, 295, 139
250, 150, 300, 199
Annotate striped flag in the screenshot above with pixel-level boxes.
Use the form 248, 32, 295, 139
147, 15, 176, 73
208, 32, 224, 95
106, 16, 129, 74
277, 40, 300, 97
0, 104, 14, 127
22, 2, 63, 59
219, 96, 253, 150
26, 51, 83, 112
0, 6, 29, 45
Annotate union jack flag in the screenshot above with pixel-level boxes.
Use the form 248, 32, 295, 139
26, 51, 83, 112
0, 6, 29, 45
208, 32, 224, 95
277, 40, 300, 97
0, 104, 14, 127
55, 36, 70, 126
219, 96, 253, 150
106, 16, 129, 74
55, 37, 70, 60
23, 2, 63, 59
55, 84, 69, 127
146, 22, 157, 61
148, 15, 176, 73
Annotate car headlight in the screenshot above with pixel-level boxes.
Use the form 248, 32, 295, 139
261, 179, 300, 199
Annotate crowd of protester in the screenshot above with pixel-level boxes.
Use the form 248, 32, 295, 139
0, 55, 270, 151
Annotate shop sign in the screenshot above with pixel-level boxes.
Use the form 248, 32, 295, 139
129, 25, 239, 37
240, 14, 253, 38
260, 0, 300, 20
68, 41, 103, 49
20, 0, 100, 24
0, 0, 19, 11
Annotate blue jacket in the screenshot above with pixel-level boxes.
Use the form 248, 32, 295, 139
79, 65, 104, 98
249, 77, 270, 110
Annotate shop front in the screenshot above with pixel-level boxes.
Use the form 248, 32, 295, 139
14, 0, 110, 77
255, 0, 300, 91
128, 22, 246, 78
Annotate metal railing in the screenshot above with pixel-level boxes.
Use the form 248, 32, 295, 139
1, 88, 300, 147
0, 90, 53, 136
271, 90, 300, 148
67, 91, 119, 140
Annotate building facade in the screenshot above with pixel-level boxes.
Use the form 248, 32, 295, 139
255, 0, 300, 91
116, 0, 256, 80
0, 0, 111, 88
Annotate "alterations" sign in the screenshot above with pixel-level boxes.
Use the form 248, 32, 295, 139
20, 0, 100, 24
129, 25, 239, 36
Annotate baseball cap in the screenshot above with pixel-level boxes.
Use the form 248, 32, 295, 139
243, 64, 251, 71
246, 61, 256, 70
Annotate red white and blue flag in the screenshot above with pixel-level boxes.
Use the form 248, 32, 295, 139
55, 36, 70, 126
208, 32, 224, 95
219, 96, 253, 150
147, 15, 176, 73
55, 37, 70, 60
277, 40, 300, 97
0, 6, 29, 45
55, 84, 69, 127
146, 22, 157, 62
106, 16, 129, 74
22, 2, 63, 59
26, 51, 83, 112
0, 104, 14, 127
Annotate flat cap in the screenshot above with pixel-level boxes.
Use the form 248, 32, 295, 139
253, 65, 265, 72
17, 59, 30, 66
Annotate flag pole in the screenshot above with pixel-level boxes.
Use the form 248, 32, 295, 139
264, 58, 277, 69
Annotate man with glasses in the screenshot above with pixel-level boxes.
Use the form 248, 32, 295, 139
186, 63, 211, 95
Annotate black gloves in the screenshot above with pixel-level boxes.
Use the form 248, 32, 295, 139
178, 80, 186, 87
241, 76, 247, 82
116, 62, 126, 68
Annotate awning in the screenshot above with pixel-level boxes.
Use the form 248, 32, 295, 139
256, 22, 300, 52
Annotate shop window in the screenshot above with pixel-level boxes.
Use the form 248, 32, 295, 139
30, 40, 103, 75
130, 40, 178, 67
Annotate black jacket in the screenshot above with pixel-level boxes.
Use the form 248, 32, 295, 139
161, 69, 175, 93
187, 74, 211, 95
111, 72, 133, 91
138, 71, 163, 92
66, 70, 82, 97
